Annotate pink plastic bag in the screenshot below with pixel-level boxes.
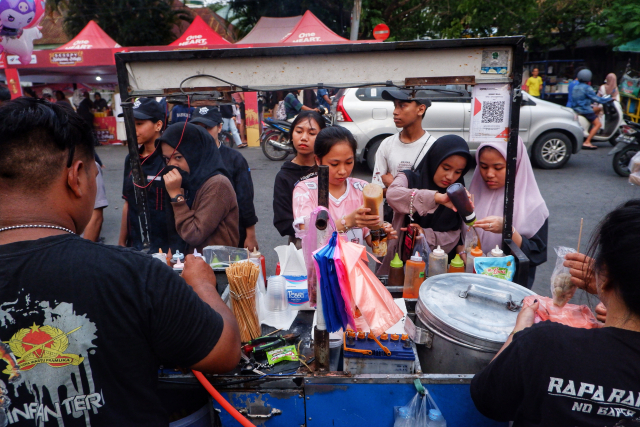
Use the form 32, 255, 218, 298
523, 296, 601, 329
339, 238, 403, 335
333, 237, 357, 330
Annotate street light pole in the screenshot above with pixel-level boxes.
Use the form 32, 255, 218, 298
350, 0, 362, 41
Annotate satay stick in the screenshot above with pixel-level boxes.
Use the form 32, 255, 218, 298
577, 218, 584, 253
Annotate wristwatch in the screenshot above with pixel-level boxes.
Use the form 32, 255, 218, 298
170, 194, 185, 203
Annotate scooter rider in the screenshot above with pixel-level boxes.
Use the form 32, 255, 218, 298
571, 69, 613, 150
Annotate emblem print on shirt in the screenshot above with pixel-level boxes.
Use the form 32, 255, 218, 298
0, 298, 101, 426
7, 323, 84, 371
352, 180, 364, 191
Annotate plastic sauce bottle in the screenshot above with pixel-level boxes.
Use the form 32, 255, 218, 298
388, 253, 405, 288
403, 252, 426, 299
489, 245, 505, 257
466, 246, 484, 273
250, 248, 267, 284
446, 183, 476, 226
448, 254, 465, 273
428, 246, 448, 277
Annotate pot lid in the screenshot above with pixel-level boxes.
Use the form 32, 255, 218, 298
416, 273, 536, 351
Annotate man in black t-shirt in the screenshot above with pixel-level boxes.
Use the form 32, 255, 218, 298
0, 98, 241, 426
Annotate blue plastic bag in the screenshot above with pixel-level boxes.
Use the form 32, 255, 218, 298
474, 255, 516, 281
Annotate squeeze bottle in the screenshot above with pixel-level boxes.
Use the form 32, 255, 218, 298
466, 246, 484, 273
446, 183, 476, 226
428, 246, 448, 277
403, 252, 425, 299
388, 253, 405, 288
448, 254, 465, 273
250, 248, 267, 284
489, 245, 505, 257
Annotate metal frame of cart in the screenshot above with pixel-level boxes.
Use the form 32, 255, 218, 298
115, 36, 528, 426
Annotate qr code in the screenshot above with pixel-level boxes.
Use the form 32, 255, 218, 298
481, 101, 505, 123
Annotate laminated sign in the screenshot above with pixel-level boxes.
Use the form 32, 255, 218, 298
470, 84, 511, 142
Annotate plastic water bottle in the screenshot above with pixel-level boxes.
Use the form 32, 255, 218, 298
428, 409, 447, 427
393, 406, 412, 427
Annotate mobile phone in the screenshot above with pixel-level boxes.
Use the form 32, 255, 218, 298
401, 226, 417, 262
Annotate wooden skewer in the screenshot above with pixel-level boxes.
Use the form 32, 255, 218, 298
577, 218, 584, 253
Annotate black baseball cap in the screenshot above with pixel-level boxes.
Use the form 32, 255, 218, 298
118, 97, 164, 123
189, 105, 223, 128
381, 89, 432, 108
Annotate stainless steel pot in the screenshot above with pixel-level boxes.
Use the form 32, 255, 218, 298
412, 273, 535, 374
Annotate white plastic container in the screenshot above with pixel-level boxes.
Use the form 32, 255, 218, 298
428, 246, 447, 277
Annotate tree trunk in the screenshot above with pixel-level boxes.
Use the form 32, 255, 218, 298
350, 0, 361, 40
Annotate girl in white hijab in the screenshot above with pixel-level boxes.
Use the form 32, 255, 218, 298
469, 138, 549, 289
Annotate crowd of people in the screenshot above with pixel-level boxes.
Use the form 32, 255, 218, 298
1, 74, 638, 427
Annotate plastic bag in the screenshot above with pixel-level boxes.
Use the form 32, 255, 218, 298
474, 255, 516, 281
550, 246, 577, 307
393, 388, 446, 427
629, 152, 640, 187
299, 207, 336, 307
202, 246, 248, 270
523, 296, 601, 329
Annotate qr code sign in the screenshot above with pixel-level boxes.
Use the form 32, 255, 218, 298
481, 101, 505, 123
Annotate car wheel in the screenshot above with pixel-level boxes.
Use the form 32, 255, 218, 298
366, 138, 384, 172
613, 145, 639, 177
532, 132, 571, 169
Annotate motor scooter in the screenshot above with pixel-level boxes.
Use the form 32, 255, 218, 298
577, 100, 625, 145
609, 120, 640, 176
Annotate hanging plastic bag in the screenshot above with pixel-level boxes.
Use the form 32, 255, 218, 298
629, 151, 640, 187
299, 207, 336, 307
523, 296, 601, 329
339, 238, 404, 335
334, 235, 356, 329
393, 381, 447, 426
550, 246, 577, 307
314, 233, 350, 333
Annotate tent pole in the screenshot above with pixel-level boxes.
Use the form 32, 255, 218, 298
314, 165, 330, 371
116, 56, 151, 252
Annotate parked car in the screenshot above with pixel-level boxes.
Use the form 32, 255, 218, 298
332, 87, 584, 170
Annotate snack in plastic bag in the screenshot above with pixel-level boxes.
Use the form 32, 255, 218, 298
550, 246, 577, 307
266, 345, 299, 365
629, 151, 640, 186
474, 255, 515, 281
523, 296, 601, 329
202, 245, 248, 270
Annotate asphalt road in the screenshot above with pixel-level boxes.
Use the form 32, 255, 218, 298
97, 140, 640, 306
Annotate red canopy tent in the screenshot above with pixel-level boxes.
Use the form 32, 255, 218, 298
169, 15, 231, 48
237, 10, 378, 45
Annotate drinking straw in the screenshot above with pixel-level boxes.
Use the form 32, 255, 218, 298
577, 218, 584, 253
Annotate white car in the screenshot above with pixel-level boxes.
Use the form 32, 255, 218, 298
332, 87, 584, 170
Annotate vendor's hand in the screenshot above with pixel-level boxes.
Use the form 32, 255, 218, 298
434, 192, 456, 211
163, 169, 183, 199
595, 302, 607, 323
381, 173, 394, 187
513, 300, 539, 334
563, 253, 597, 295
353, 206, 381, 229
475, 216, 504, 234
181, 254, 217, 288
383, 222, 397, 241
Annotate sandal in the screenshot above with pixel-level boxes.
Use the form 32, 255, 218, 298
581, 144, 598, 150
237, 143, 248, 149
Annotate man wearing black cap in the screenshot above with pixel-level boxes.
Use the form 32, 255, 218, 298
190, 105, 260, 250
372, 89, 435, 189
117, 97, 169, 251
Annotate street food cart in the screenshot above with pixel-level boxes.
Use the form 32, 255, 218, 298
116, 36, 529, 426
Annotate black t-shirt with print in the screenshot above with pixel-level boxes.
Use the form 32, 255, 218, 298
0, 235, 224, 426
471, 321, 640, 427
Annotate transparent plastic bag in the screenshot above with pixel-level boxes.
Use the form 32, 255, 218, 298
629, 151, 640, 186
550, 246, 577, 307
523, 296, 601, 329
202, 246, 248, 271
393, 388, 446, 427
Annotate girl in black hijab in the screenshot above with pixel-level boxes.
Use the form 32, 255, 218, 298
159, 123, 239, 253
378, 134, 473, 274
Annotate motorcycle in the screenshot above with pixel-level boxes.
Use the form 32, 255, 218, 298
609, 120, 640, 177
577, 99, 625, 145
260, 106, 332, 161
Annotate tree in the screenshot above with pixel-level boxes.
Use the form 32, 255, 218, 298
586, 0, 640, 46
46, 0, 193, 46
357, 0, 432, 41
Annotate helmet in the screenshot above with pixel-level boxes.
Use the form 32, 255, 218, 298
577, 69, 592, 83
